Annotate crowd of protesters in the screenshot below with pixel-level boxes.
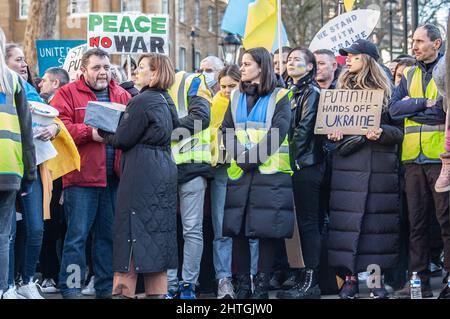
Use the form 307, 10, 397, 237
0, 21, 449, 301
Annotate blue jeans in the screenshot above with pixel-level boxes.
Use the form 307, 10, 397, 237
211, 165, 232, 280
9, 171, 44, 285
0, 191, 16, 291
210, 166, 259, 278
58, 178, 117, 297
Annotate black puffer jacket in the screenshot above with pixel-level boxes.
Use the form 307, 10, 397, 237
221, 83, 294, 238
287, 74, 324, 170
327, 112, 403, 273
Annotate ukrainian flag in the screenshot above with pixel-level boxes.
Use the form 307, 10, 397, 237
221, 0, 288, 52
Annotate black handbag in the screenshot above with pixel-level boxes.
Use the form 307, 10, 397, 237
336, 135, 366, 156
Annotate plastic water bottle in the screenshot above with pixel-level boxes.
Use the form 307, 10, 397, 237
410, 272, 422, 299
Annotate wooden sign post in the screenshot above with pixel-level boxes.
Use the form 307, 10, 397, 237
314, 89, 384, 135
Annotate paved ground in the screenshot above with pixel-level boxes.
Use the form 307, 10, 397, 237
41, 272, 447, 299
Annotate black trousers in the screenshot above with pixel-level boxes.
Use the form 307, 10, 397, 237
292, 163, 325, 269
233, 234, 276, 275
404, 164, 450, 274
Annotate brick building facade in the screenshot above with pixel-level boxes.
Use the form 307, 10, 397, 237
0, 0, 227, 71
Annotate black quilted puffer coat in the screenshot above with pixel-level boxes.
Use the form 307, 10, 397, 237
102, 86, 179, 273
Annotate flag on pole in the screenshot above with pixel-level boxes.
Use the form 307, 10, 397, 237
221, 0, 255, 36
242, 0, 288, 52
344, 0, 356, 12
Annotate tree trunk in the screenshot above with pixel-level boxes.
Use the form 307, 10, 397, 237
23, 0, 57, 77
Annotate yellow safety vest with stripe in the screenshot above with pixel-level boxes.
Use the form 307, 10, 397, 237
401, 65, 445, 161
227, 88, 293, 180
0, 71, 23, 177
169, 71, 212, 165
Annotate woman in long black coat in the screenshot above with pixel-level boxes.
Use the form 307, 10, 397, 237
221, 47, 294, 299
327, 41, 403, 299
98, 53, 179, 298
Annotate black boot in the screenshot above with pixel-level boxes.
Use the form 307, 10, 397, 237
250, 272, 270, 299
235, 274, 252, 299
277, 268, 321, 299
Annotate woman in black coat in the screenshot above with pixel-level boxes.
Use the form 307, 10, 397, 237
277, 47, 325, 300
327, 41, 402, 299
221, 47, 294, 299
98, 53, 179, 298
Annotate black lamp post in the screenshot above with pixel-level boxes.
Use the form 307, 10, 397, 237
385, 0, 398, 61
190, 27, 198, 72
220, 33, 242, 64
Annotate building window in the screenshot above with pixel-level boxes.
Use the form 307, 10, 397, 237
179, 0, 185, 23
208, 7, 214, 33
194, 0, 200, 28
195, 51, 201, 70
121, 0, 141, 13
162, 0, 169, 14
69, 0, 90, 16
179, 47, 186, 71
19, 0, 30, 19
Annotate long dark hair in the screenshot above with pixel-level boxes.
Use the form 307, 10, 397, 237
239, 47, 277, 96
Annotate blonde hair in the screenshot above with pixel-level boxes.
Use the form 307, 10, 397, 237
338, 54, 392, 107
0, 28, 12, 94
138, 53, 175, 90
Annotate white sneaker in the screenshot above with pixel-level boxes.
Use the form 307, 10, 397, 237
17, 282, 45, 299
39, 278, 60, 294
2, 286, 27, 299
81, 276, 95, 296
217, 277, 235, 299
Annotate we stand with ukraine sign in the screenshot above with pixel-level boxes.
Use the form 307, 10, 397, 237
87, 13, 169, 55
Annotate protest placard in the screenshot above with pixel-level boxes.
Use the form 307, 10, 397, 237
63, 44, 87, 82
36, 40, 86, 77
309, 9, 380, 56
87, 13, 169, 55
314, 89, 384, 135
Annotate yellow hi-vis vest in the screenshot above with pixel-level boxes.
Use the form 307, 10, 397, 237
0, 71, 23, 177
169, 71, 212, 165
401, 65, 445, 161
227, 88, 293, 180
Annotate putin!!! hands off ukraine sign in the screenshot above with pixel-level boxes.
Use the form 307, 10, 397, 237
88, 13, 169, 55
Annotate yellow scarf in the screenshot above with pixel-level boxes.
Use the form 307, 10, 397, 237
210, 92, 230, 167
41, 118, 80, 219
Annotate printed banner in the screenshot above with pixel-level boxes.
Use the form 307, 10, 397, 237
36, 40, 86, 77
309, 9, 380, 56
87, 13, 169, 55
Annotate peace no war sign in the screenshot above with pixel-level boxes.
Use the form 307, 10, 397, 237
314, 89, 384, 135
87, 13, 169, 55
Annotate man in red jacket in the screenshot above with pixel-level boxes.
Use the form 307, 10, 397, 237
50, 48, 131, 299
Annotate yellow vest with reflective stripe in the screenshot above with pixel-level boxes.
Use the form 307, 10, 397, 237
227, 88, 293, 180
0, 71, 23, 177
169, 71, 212, 165
401, 65, 445, 161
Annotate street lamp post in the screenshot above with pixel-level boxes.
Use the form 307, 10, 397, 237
190, 27, 197, 72
385, 0, 398, 61
220, 33, 242, 65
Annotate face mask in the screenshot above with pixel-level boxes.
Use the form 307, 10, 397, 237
203, 71, 217, 88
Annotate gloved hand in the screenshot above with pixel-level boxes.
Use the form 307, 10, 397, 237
236, 152, 258, 172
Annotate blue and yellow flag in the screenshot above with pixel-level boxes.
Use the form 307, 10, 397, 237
242, 0, 288, 52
